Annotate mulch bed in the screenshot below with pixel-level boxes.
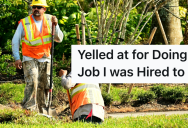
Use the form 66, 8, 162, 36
105, 100, 188, 114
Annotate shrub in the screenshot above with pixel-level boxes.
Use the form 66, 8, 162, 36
0, 48, 16, 77
150, 84, 165, 98
101, 84, 108, 92
162, 87, 186, 103
119, 91, 133, 104
137, 91, 156, 103
102, 92, 114, 106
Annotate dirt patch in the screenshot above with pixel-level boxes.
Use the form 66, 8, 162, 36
113, 83, 188, 88
0, 104, 13, 110
0, 103, 22, 110
53, 91, 71, 118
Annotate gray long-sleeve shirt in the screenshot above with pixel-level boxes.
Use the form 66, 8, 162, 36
61, 72, 104, 121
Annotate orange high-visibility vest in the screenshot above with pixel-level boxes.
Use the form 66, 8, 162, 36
70, 83, 104, 117
20, 14, 52, 59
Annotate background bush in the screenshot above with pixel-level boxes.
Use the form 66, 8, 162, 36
137, 90, 156, 103
102, 91, 114, 106
0, 0, 28, 49
150, 84, 165, 98
162, 87, 186, 103
119, 91, 133, 104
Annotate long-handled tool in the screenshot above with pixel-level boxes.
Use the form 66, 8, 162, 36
42, 22, 57, 117
67, 89, 73, 119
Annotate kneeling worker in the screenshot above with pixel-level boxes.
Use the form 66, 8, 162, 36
59, 70, 105, 123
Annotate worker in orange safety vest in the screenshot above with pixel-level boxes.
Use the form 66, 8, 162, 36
59, 69, 105, 124
12, 0, 63, 113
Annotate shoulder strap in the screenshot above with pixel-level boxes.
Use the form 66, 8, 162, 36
45, 14, 52, 29
21, 15, 33, 40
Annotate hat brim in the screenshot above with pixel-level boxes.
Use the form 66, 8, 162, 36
30, 4, 49, 7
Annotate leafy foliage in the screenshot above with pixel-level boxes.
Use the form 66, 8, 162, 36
150, 84, 165, 98
0, 0, 28, 49
0, 48, 16, 77
84, 7, 152, 45
137, 90, 156, 103
151, 85, 187, 103
124, 9, 152, 44
179, 6, 187, 37
162, 86, 186, 103
102, 92, 114, 106
119, 91, 133, 104
46, 0, 81, 60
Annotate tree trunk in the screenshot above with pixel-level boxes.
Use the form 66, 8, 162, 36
28, 0, 32, 15
151, 0, 183, 45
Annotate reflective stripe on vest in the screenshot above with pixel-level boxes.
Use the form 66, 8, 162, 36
21, 35, 51, 46
20, 14, 52, 59
70, 83, 104, 117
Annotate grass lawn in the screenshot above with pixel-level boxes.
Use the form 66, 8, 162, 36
0, 113, 188, 128
1, 83, 188, 127
0, 83, 25, 104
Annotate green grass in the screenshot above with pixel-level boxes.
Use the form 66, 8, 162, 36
0, 83, 25, 104
0, 111, 188, 128
1, 83, 188, 127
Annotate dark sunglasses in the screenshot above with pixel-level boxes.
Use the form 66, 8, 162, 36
32, 6, 44, 9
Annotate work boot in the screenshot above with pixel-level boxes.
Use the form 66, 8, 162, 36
22, 104, 39, 113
